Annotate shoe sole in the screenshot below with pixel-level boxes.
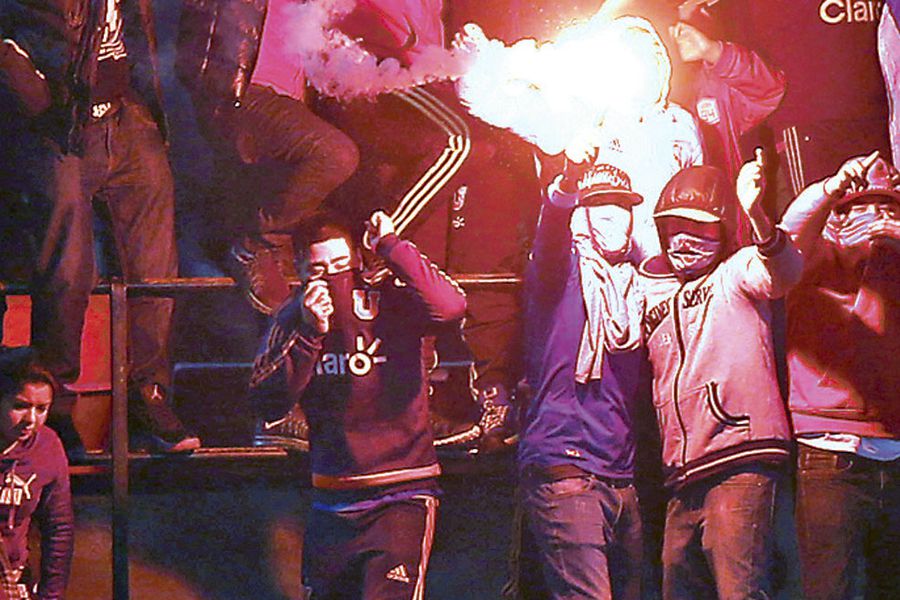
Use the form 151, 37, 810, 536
253, 434, 310, 452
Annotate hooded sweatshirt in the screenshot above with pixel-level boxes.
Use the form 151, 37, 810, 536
638, 228, 803, 489
0, 427, 73, 600
781, 181, 900, 438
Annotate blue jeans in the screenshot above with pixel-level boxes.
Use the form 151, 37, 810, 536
796, 444, 900, 600
521, 472, 642, 600
662, 467, 782, 600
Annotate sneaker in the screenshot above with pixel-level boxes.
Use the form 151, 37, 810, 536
475, 382, 518, 453
129, 382, 201, 454
229, 234, 298, 315
253, 403, 310, 452
431, 412, 481, 448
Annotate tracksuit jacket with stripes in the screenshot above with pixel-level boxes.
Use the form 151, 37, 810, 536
639, 232, 803, 489
249, 235, 466, 491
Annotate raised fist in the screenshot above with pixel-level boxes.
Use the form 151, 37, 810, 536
736, 148, 767, 215
302, 279, 333, 334
364, 210, 396, 250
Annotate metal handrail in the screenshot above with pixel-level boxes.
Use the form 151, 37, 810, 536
1, 272, 523, 600
0, 273, 522, 296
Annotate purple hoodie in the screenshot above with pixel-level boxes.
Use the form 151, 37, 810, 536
0, 427, 73, 599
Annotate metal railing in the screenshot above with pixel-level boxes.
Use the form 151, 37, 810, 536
1, 272, 521, 599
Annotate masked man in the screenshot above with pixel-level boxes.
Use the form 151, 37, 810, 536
515, 152, 646, 599
780, 153, 900, 600
249, 210, 466, 599
638, 153, 804, 600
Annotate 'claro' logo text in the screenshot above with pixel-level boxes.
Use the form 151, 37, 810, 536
316, 335, 387, 377
819, 0, 884, 24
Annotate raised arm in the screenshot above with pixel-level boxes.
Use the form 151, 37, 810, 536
706, 42, 785, 134
781, 152, 882, 255
368, 211, 467, 324
732, 150, 803, 298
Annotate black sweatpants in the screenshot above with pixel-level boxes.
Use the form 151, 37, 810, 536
303, 495, 438, 600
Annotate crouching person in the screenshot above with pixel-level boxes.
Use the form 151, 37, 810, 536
780, 152, 900, 600
639, 153, 803, 600
0, 347, 73, 599
516, 156, 646, 600
249, 211, 466, 600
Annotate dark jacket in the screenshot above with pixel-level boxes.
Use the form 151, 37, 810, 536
176, 0, 267, 108
0, 0, 167, 150
517, 198, 642, 481
0, 427, 74, 600
249, 235, 466, 491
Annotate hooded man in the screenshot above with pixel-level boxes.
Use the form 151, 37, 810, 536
637, 153, 804, 600
780, 152, 900, 600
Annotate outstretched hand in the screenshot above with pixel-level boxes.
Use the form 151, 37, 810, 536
736, 148, 767, 215
824, 151, 880, 198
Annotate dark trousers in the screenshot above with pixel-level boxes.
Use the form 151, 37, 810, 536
30, 99, 177, 387
205, 84, 359, 237
303, 495, 438, 600
521, 473, 643, 600
662, 467, 783, 600
796, 444, 900, 600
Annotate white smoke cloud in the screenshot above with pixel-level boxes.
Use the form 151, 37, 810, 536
276, 0, 469, 100
454, 15, 673, 158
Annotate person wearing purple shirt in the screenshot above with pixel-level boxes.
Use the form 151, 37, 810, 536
0, 347, 73, 600
515, 153, 645, 600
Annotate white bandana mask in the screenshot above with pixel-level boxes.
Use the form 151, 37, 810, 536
824, 206, 898, 249
666, 232, 721, 277
570, 206, 632, 263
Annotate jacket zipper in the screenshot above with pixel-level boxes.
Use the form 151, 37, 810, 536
671, 283, 689, 466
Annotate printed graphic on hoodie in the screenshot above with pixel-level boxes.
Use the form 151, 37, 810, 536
0, 470, 36, 507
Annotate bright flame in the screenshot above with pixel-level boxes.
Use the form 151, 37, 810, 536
455, 14, 672, 158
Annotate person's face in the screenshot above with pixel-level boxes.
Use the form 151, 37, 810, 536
571, 204, 633, 261
835, 198, 900, 223
658, 216, 723, 279
300, 237, 357, 281
0, 382, 52, 446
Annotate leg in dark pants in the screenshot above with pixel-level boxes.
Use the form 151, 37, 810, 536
303, 495, 438, 600
31, 99, 187, 446
522, 475, 643, 600
795, 445, 900, 600
212, 84, 359, 236
663, 468, 782, 600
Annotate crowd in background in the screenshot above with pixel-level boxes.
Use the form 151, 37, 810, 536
0, 0, 898, 599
